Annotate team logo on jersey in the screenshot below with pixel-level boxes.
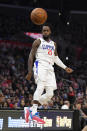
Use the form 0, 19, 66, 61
42, 44, 54, 50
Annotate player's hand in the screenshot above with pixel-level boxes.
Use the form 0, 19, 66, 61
65, 67, 73, 73
26, 72, 32, 81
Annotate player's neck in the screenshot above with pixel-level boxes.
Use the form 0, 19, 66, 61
43, 37, 50, 42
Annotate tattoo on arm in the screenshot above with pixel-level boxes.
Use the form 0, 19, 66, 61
28, 39, 41, 72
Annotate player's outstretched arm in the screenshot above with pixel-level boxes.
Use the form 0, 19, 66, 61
54, 42, 73, 73
26, 39, 41, 81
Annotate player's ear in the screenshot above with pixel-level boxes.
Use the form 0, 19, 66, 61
41, 28, 43, 34
49, 29, 51, 34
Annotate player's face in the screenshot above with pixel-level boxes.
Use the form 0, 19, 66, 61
42, 26, 51, 39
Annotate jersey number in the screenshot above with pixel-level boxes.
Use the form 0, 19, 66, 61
48, 49, 52, 55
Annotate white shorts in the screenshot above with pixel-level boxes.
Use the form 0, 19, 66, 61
33, 60, 57, 90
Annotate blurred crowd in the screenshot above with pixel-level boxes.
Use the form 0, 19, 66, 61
0, 42, 34, 109
0, 40, 87, 111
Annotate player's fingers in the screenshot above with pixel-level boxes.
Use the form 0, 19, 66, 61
25, 75, 29, 80
69, 69, 73, 73
26, 74, 32, 81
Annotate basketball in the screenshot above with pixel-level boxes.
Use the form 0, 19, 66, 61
30, 8, 47, 25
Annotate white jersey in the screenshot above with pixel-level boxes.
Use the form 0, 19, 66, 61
35, 37, 55, 66
34, 37, 57, 90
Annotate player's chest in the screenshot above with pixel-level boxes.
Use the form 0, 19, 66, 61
40, 42, 55, 55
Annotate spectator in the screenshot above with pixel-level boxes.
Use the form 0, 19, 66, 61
75, 103, 87, 130
20, 99, 25, 108
61, 100, 70, 109
68, 86, 75, 105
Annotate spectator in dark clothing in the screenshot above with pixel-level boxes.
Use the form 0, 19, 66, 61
68, 86, 75, 105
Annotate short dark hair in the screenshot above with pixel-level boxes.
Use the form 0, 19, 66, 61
42, 23, 52, 31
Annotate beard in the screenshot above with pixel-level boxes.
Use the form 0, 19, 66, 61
43, 35, 50, 40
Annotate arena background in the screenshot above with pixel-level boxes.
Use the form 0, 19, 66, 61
0, 0, 87, 131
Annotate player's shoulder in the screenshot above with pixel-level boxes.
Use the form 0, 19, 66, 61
34, 38, 41, 43
32, 38, 41, 48
50, 39, 56, 45
37, 37, 44, 42
51, 39, 55, 43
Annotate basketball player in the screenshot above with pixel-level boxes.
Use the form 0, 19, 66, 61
24, 24, 73, 124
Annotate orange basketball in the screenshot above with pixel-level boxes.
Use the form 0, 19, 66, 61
30, 8, 47, 25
